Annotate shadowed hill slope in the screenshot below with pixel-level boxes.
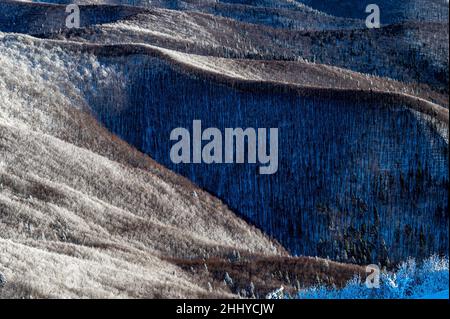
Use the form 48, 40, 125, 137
69, 16, 447, 94
299, 0, 449, 24
25, 0, 365, 30
25, 0, 450, 27
6, 33, 446, 264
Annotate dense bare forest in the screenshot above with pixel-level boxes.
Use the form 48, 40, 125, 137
83, 54, 448, 264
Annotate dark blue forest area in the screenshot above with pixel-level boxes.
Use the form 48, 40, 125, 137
85, 55, 448, 265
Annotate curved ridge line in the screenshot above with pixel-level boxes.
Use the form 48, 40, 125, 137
4, 33, 449, 126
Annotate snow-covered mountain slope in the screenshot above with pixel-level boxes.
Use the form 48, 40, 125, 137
27, 0, 365, 30
299, 0, 449, 24
0, 1, 448, 298
0, 0, 143, 34
28, 0, 450, 28
4, 32, 445, 264
46, 16, 450, 94
3, 2, 448, 92
0, 32, 291, 298
83, 46, 449, 264
0, 29, 375, 298
71, 15, 448, 94
171, 0, 364, 30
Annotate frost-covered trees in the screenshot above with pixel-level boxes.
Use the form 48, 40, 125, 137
293, 255, 449, 299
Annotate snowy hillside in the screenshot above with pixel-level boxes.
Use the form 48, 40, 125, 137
26, 0, 365, 30
79, 43, 448, 264
28, 0, 450, 26
4, 2, 447, 94
0, 31, 292, 297
299, 0, 449, 24
0, 0, 448, 298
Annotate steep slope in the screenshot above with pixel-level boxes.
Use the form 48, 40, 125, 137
0, 32, 290, 298
59, 10, 450, 94
3, 1, 448, 92
5, 33, 445, 264
299, 0, 449, 24
172, 0, 364, 30
0, 28, 374, 299
28, 0, 365, 30
0, 1, 448, 298
0, 0, 143, 34
85, 46, 448, 264
27, 0, 450, 28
